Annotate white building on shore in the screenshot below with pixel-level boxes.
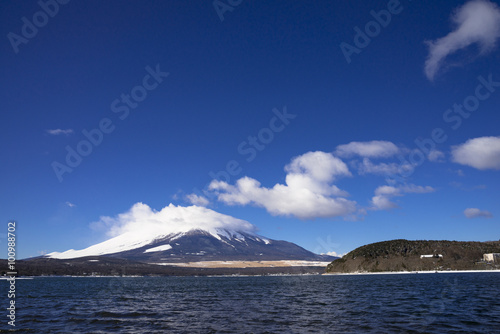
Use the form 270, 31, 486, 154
483, 253, 500, 263
420, 254, 443, 259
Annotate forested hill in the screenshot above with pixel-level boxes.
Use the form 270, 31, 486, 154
326, 239, 500, 273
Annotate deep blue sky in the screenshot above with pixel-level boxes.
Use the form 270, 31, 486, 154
1, 0, 499, 259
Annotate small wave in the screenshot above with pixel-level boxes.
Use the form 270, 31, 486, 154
94, 310, 154, 318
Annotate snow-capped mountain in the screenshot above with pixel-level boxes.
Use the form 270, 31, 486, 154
47, 227, 334, 263
46, 203, 335, 263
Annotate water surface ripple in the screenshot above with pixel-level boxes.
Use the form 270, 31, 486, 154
1, 272, 499, 333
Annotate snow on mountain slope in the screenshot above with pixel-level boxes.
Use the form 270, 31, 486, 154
46, 231, 169, 259
46, 228, 271, 259
144, 244, 173, 253
46, 203, 266, 259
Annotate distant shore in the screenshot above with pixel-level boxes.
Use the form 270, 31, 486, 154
154, 260, 332, 268
324, 269, 500, 276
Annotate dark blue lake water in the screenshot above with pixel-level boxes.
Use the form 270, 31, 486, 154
1, 273, 499, 333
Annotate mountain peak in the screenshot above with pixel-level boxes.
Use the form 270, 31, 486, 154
47, 204, 261, 259
46, 203, 334, 263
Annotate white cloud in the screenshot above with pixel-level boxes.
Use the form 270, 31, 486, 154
357, 158, 400, 175
335, 141, 399, 158
428, 150, 445, 162
209, 151, 357, 220
371, 185, 401, 210
371, 184, 435, 210
185, 194, 209, 207
209, 148, 436, 217
451, 136, 500, 170
90, 202, 256, 238
372, 194, 400, 210
286, 151, 351, 181
65, 201, 76, 208
374, 185, 401, 197
464, 207, 493, 218
399, 184, 435, 194
46, 129, 74, 136
425, 0, 500, 80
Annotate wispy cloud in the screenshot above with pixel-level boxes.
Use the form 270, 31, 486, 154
65, 201, 76, 208
371, 184, 435, 210
335, 140, 400, 158
464, 207, 493, 218
185, 194, 209, 207
451, 136, 500, 170
46, 129, 74, 136
428, 150, 445, 162
356, 158, 400, 175
449, 182, 487, 191
371, 185, 402, 210
209, 151, 356, 220
425, 0, 500, 80
399, 184, 436, 194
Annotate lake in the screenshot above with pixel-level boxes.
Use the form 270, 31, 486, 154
2, 272, 499, 333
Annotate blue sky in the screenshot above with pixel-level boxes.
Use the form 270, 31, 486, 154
1, 0, 499, 259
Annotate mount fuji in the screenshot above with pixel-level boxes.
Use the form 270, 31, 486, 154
46, 203, 335, 264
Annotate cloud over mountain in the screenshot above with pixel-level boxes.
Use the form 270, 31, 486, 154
91, 202, 256, 239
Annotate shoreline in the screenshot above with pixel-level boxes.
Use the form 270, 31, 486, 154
324, 269, 500, 276
4, 269, 500, 279
152, 260, 332, 268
